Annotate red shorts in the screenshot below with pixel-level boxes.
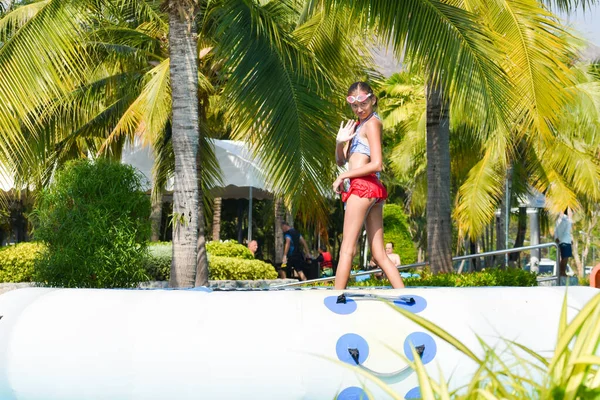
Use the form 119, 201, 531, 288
341, 174, 388, 203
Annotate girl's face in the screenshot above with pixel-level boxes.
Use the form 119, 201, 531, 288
347, 90, 374, 119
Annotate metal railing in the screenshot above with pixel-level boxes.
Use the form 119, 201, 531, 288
272, 242, 560, 288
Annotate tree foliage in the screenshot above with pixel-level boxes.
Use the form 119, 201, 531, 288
382, 203, 417, 266
32, 159, 151, 288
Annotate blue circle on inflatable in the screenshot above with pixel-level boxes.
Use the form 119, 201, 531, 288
405, 386, 421, 399
337, 386, 369, 400
404, 332, 437, 365
392, 295, 427, 313
324, 295, 357, 315
336, 333, 369, 365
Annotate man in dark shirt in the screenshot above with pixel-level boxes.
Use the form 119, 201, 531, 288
281, 221, 311, 281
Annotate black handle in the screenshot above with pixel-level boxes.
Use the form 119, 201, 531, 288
346, 344, 425, 379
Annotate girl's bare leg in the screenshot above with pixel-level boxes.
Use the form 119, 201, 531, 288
365, 201, 405, 288
335, 196, 376, 289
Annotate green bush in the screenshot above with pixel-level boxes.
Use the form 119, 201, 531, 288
579, 275, 590, 287
206, 240, 254, 259
31, 159, 151, 288
383, 204, 417, 265
0, 242, 46, 283
403, 267, 538, 287
209, 256, 277, 280
143, 241, 278, 281
144, 242, 172, 281
311, 267, 538, 287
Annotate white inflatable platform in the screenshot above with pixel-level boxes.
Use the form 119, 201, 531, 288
0, 286, 597, 399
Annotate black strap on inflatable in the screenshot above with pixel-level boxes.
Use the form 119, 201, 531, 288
348, 348, 360, 364
347, 344, 425, 378
397, 296, 416, 305
336, 293, 347, 304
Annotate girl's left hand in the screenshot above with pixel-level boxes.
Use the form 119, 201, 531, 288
333, 176, 344, 194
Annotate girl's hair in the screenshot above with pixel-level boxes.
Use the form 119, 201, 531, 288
347, 81, 374, 95
347, 81, 377, 108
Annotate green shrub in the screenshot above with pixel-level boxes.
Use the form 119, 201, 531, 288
311, 267, 538, 287
206, 240, 254, 259
31, 159, 151, 288
143, 241, 276, 281
0, 242, 46, 283
144, 242, 172, 281
383, 204, 417, 265
403, 268, 538, 287
209, 256, 277, 280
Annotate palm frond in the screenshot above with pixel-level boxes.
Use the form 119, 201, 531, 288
207, 0, 342, 224
0, 0, 47, 43
293, 4, 370, 92
466, 0, 578, 145
0, 0, 95, 170
453, 136, 507, 238
389, 117, 426, 178
99, 57, 172, 152
540, 136, 600, 208
326, 0, 515, 136
104, 0, 167, 31
540, 0, 598, 13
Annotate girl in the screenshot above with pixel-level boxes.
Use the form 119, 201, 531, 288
333, 81, 405, 289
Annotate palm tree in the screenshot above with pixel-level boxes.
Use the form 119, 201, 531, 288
0, 0, 369, 285
389, 58, 600, 270
167, 0, 203, 286
211, 197, 221, 241
4, 0, 594, 279
325, 0, 599, 273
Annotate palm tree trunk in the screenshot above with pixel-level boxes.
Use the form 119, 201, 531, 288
274, 197, 285, 264
496, 165, 513, 251
237, 200, 244, 243
579, 215, 598, 276
509, 207, 527, 266
212, 197, 222, 241
496, 204, 506, 252
497, 165, 513, 268
572, 238, 582, 274
426, 84, 452, 274
469, 238, 478, 271
195, 158, 209, 287
150, 192, 163, 242
168, 3, 200, 288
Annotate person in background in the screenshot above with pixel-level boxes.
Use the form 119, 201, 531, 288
316, 245, 334, 277
368, 242, 401, 279
247, 240, 258, 257
385, 242, 401, 267
281, 222, 311, 281
554, 208, 573, 279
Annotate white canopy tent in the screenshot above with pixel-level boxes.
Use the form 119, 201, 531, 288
121, 139, 275, 242
206, 140, 274, 242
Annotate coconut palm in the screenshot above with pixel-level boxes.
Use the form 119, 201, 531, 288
3, 0, 595, 280
166, 0, 204, 286
388, 59, 600, 270
323, 0, 600, 273
0, 0, 369, 286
